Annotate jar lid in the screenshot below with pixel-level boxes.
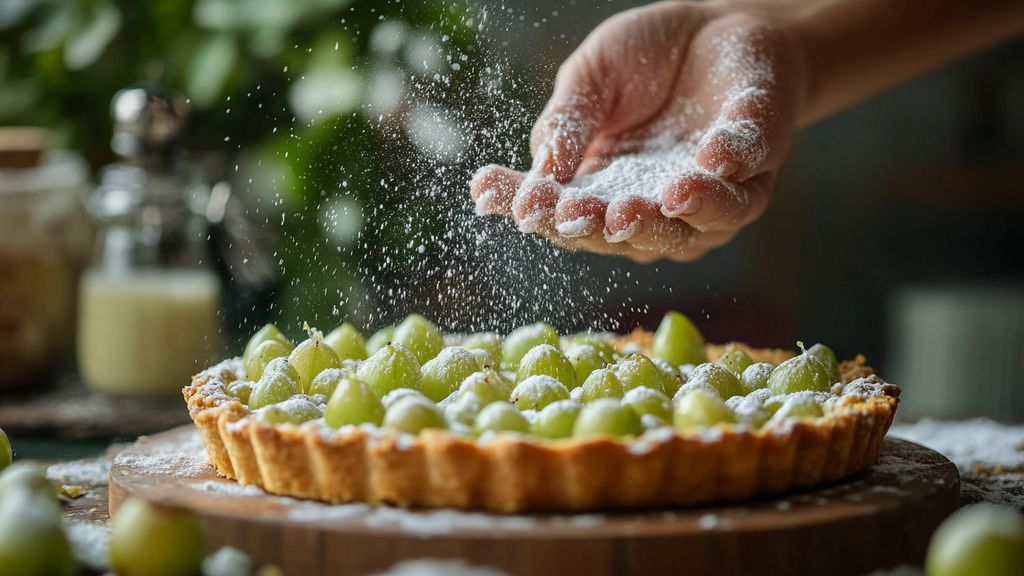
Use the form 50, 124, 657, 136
0, 150, 88, 196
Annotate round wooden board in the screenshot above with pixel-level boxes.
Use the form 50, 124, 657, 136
110, 426, 959, 576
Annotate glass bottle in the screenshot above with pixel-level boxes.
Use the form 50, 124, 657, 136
77, 88, 222, 395
0, 129, 89, 391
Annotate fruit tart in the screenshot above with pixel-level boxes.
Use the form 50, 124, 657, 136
183, 312, 899, 512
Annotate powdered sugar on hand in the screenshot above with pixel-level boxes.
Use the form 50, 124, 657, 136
549, 26, 778, 215
560, 137, 707, 204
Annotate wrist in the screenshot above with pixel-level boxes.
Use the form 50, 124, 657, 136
699, 0, 817, 126
779, 3, 825, 126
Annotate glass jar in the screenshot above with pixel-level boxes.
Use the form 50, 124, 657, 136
77, 163, 223, 396
0, 150, 89, 391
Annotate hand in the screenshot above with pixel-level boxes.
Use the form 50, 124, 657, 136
469, 1, 805, 262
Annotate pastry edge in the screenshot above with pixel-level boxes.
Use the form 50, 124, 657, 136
183, 354, 899, 512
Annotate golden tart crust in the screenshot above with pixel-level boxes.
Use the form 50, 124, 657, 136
183, 345, 899, 512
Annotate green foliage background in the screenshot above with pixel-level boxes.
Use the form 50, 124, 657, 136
0, 0, 540, 335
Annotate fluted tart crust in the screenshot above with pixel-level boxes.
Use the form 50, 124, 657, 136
183, 343, 898, 512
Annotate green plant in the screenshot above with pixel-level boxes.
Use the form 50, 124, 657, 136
1, 0, 536, 330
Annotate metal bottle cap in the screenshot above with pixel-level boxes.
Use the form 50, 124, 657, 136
110, 87, 189, 165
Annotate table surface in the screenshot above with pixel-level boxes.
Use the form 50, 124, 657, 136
0, 376, 190, 446
36, 420, 1022, 576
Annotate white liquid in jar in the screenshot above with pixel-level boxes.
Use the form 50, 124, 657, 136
77, 268, 222, 395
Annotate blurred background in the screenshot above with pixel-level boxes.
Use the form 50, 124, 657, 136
1, 0, 1022, 452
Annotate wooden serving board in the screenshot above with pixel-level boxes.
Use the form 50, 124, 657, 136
109, 426, 959, 576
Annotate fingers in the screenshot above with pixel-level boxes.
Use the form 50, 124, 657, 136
695, 87, 776, 181
529, 61, 611, 183
487, 176, 734, 263
511, 178, 561, 234
661, 170, 774, 232
694, 22, 796, 182
604, 197, 692, 254
554, 195, 607, 238
470, 165, 524, 216
604, 196, 700, 257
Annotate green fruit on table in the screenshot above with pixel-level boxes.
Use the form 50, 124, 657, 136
510, 375, 570, 411
356, 342, 422, 397
244, 339, 291, 382
579, 367, 625, 402
806, 343, 840, 383
458, 369, 512, 406
462, 332, 503, 362
0, 428, 10, 472
615, 354, 675, 396
109, 498, 206, 576
674, 389, 736, 430
256, 397, 323, 425
925, 504, 1024, 576
421, 347, 481, 402
650, 311, 705, 366
248, 371, 298, 409
288, 331, 342, 393
573, 398, 643, 438
501, 322, 560, 370
687, 363, 744, 399
242, 323, 293, 363
716, 343, 753, 376
0, 463, 57, 501
324, 323, 368, 361
516, 344, 576, 388
383, 397, 448, 435
0, 493, 75, 576
474, 401, 530, 434
325, 377, 385, 428
565, 344, 605, 385
532, 400, 581, 439
622, 386, 672, 421
767, 353, 833, 395
366, 325, 395, 355
392, 314, 444, 364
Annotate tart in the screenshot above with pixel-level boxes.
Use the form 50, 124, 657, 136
183, 313, 899, 512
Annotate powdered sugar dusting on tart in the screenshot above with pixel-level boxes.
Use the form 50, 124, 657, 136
47, 458, 111, 486
66, 520, 110, 572
889, 418, 1024, 472
113, 432, 210, 477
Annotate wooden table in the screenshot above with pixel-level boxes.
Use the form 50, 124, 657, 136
46, 421, 1024, 576
91, 427, 968, 576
